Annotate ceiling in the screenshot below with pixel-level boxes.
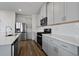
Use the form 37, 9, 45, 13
0, 2, 43, 15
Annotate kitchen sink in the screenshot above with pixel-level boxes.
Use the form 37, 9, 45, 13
6, 33, 18, 37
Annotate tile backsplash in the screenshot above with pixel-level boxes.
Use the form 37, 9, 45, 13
52, 23, 79, 37
37, 23, 79, 38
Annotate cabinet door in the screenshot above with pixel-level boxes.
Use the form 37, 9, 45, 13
48, 42, 59, 56
42, 36, 48, 55
47, 2, 54, 25
40, 3, 47, 19
42, 36, 48, 54
54, 2, 65, 24
58, 47, 74, 56
43, 36, 59, 56
40, 7, 43, 19
0, 45, 11, 56
65, 2, 79, 22
37, 14, 41, 27
42, 3, 47, 18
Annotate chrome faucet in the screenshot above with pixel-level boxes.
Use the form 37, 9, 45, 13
5, 26, 12, 36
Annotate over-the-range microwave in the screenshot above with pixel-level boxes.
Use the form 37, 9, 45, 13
40, 17, 47, 26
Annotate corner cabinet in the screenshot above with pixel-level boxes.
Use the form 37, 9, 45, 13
42, 35, 78, 56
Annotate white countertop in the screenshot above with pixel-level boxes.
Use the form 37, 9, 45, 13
42, 34, 79, 46
0, 33, 21, 45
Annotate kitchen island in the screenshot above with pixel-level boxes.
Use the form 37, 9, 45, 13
0, 33, 21, 56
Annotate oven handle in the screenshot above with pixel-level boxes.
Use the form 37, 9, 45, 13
37, 35, 42, 37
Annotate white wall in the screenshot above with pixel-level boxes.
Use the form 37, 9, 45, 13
0, 10, 15, 36
32, 15, 37, 32
32, 15, 37, 41
16, 15, 32, 39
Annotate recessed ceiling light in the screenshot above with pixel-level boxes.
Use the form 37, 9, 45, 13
18, 9, 22, 11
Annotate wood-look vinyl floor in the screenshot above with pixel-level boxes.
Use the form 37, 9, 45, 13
19, 40, 46, 56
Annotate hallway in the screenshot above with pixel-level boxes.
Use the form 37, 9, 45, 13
19, 40, 46, 56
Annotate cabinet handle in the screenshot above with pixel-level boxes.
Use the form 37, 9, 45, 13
62, 45, 67, 48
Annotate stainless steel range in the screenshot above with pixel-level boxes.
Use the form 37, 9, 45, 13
37, 28, 51, 48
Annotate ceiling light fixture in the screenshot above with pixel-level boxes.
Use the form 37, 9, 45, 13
18, 9, 22, 11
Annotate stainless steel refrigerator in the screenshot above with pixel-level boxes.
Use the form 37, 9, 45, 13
16, 22, 27, 40
21, 23, 27, 40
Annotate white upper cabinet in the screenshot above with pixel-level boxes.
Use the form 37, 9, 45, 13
37, 2, 79, 26
37, 3, 47, 27
37, 13, 41, 27
65, 2, 79, 22
40, 3, 47, 19
53, 2, 65, 24
47, 2, 54, 25
47, 2, 79, 25
42, 3, 47, 18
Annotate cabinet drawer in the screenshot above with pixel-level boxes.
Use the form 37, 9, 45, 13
53, 38, 78, 55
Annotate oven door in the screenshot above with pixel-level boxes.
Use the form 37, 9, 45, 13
37, 35, 42, 47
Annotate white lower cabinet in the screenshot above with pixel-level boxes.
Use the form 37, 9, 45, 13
42, 36, 48, 54
0, 45, 11, 56
12, 44, 14, 56
48, 43, 59, 56
43, 36, 58, 56
58, 47, 74, 56
42, 35, 77, 56
48, 42, 74, 56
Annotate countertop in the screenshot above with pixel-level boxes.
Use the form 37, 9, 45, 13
0, 33, 21, 45
42, 34, 79, 46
